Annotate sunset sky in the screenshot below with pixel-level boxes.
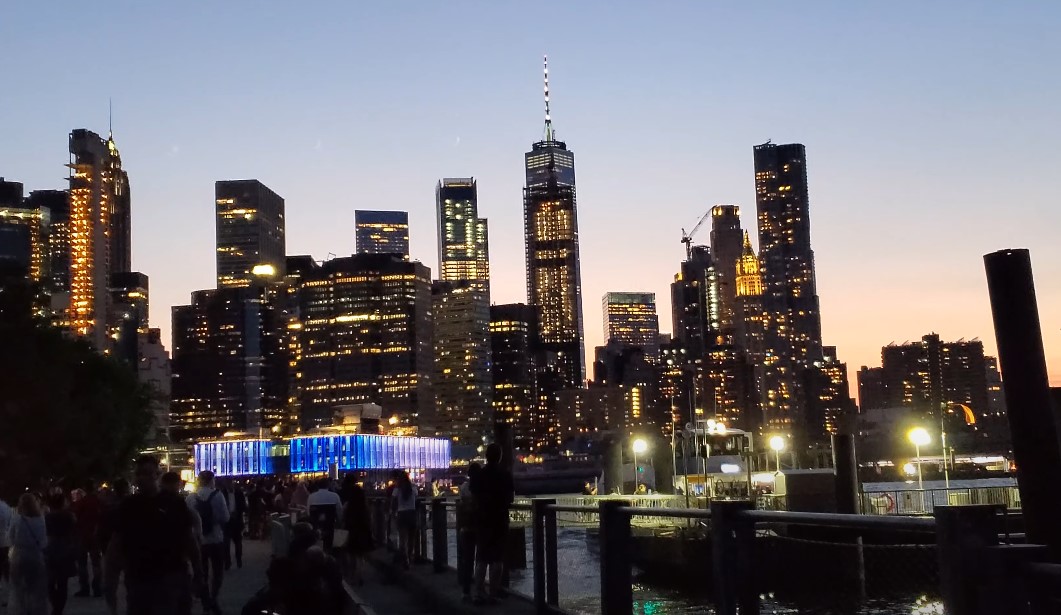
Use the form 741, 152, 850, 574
3, 2, 1060, 395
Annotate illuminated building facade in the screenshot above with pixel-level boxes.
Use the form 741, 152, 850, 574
107, 133, 132, 275
753, 142, 824, 434
296, 254, 433, 430
700, 344, 758, 433
659, 340, 693, 433
436, 179, 489, 295
355, 210, 409, 260
591, 340, 662, 432
878, 334, 989, 419
68, 129, 122, 348
216, 180, 286, 288
170, 286, 288, 441
671, 245, 720, 359
709, 205, 744, 341
524, 57, 585, 391
491, 303, 543, 452
110, 271, 149, 364
193, 434, 451, 477
805, 346, 855, 438
735, 231, 766, 408
430, 280, 492, 448
602, 292, 660, 362
0, 179, 45, 281
27, 190, 69, 294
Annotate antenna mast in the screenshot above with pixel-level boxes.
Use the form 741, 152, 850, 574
543, 55, 554, 142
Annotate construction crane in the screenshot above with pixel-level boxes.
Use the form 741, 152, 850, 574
680, 210, 712, 260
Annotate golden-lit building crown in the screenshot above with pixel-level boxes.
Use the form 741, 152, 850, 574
735, 231, 763, 297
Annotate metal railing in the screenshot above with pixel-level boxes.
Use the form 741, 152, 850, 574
860, 485, 1020, 515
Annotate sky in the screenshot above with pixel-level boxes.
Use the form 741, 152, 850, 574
3, 2, 1061, 396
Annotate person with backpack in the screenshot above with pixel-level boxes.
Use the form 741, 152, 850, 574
186, 471, 229, 615
104, 456, 202, 615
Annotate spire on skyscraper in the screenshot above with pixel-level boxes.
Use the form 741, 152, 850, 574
543, 55, 554, 142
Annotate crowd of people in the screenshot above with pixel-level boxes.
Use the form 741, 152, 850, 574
0, 441, 517, 614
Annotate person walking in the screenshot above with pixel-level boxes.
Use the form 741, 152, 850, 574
72, 482, 102, 598
8, 493, 48, 615
340, 484, 372, 585
1, 495, 13, 609
390, 472, 416, 568
44, 493, 77, 615
456, 463, 481, 601
471, 443, 515, 604
222, 482, 246, 570
306, 480, 343, 553
96, 479, 129, 556
104, 456, 202, 615
186, 471, 229, 614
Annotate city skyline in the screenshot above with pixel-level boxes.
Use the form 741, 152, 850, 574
3, 3, 1060, 393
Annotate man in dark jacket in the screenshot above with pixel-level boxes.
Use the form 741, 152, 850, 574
470, 443, 514, 603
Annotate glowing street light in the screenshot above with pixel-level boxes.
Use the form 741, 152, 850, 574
908, 427, 931, 490
769, 435, 786, 473
632, 438, 649, 490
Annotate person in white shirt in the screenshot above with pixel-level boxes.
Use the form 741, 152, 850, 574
186, 471, 229, 614
306, 479, 344, 551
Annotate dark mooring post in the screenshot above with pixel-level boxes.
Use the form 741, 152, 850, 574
984, 249, 1061, 557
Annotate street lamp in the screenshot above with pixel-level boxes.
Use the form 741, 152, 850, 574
769, 435, 786, 473
908, 427, 931, 491
632, 438, 648, 490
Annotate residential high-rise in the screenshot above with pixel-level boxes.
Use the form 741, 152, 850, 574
805, 346, 855, 438
295, 254, 432, 429
524, 57, 585, 390
110, 271, 149, 365
671, 245, 719, 360
27, 190, 69, 294
431, 280, 492, 449
602, 292, 660, 362
436, 179, 489, 294
857, 366, 885, 411
215, 180, 286, 288
355, 210, 409, 260
491, 303, 542, 452
138, 328, 172, 444
878, 334, 990, 419
170, 286, 288, 441
700, 344, 759, 433
753, 142, 824, 434
710, 205, 744, 341
68, 129, 128, 348
0, 179, 45, 281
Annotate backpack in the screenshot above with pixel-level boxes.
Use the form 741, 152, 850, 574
195, 490, 220, 535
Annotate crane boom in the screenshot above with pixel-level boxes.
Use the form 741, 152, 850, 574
680, 210, 712, 260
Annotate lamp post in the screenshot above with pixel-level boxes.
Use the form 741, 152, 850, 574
769, 435, 786, 473
908, 427, 931, 491
632, 438, 648, 490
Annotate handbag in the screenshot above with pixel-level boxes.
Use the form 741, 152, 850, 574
332, 528, 349, 548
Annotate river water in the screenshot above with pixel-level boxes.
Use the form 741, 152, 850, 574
495, 527, 943, 615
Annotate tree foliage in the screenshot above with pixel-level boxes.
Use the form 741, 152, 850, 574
0, 274, 153, 496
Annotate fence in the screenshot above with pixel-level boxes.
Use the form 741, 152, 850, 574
860, 486, 1021, 516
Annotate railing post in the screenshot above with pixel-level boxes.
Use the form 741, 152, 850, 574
532, 499, 548, 613
935, 504, 1002, 615
711, 500, 757, 615
431, 498, 447, 573
417, 498, 429, 562
545, 502, 559, 607
599, 500, 632, 615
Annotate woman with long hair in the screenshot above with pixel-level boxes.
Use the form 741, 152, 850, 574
8, 493, 48, 615
390, 472, 416, 569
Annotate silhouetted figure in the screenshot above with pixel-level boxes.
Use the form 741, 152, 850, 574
186, 471, 229, 614
391, 472, 416, 568
341, 484, 373, 585
72, 482, 102, 597
457, 463, 481, 601
44, 493, 77, 614
9, 493, 48, 615
471, 444, 514, 603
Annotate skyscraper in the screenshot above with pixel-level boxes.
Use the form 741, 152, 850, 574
0, 178, 44, 281
709, 205, 744, 341
805, 346, 855, 438
490, 303, 542, 451
170, 286, 288, 441
110, 271, 149, 365
857, 366, 885, 411
879, 334, 989, 418
355, 210, 410, 260
753, 142, 824, 434
215, 180, 286, 288
602, 292, 660, 362
295, 254, 433, 429
68, 129, 127, 348
524, 56, 585, 389
27, 190, 69, 294
431, 280, 492, 448
671, 245, 720, 359
436, 179, 489, 294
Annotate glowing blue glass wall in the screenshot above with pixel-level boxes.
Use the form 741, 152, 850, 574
288, 435, 451, 473
194, 440, 275, 477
